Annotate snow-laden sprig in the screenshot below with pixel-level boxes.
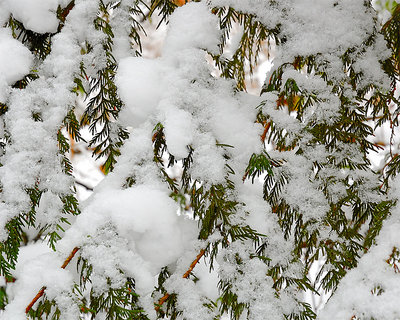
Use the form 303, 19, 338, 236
208, 0, 396, 314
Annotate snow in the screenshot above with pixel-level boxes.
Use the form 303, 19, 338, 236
320, 216, 400, 319
237, 181, 294, 266
57, 183, 198, 317
116, 57, 163, 128
108, 3, 138, 63
0, 0, 102, 239
35, 191, 65, 228
194, 259, 220, 301
3, 0, 63, 34
0, 28, 33, 102
162, 1, 220, 57
217, 241, 299, 320
0, 3, 11, 26
165, 274, 218, 320
163, 107, 194, 159
318, 174, 400, 319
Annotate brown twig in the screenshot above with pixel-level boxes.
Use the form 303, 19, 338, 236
155, 249, 206, 311
61, 247, 80, 269
260, 121, 271, 143
25, 247, 80, 314
156, 293, 170, 311
25, 286, 46, 314
59, 0, 75, 23
182, 249, 205, 279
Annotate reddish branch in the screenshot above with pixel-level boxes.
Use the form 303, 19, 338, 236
155, 249, 206, 311
25, 287, 46, 314
59, 0, 75, 23
25, 247, 80, 314
61, 247, 80, 269
182, 249, 206, 279
260, 121, 271, 143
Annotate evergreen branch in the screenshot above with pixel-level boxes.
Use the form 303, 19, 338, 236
155, 249, 206, 311
25, 247, 80, 314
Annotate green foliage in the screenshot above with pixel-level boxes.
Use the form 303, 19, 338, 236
244, 151, 274, 182
375, 0, 399, 13
6, 17, 52, 60
80, 0, 139, 175
149, 0, 180, 27
0, 284, 7, 310
211, 6, 279, 90
73, 255, 146, 320
81, 279, 145, 320
380, 5, 400, 191
152, 123, 180, 193
27, 296, 62, 320
261, 54, 392, 293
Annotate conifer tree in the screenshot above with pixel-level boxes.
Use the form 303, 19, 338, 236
0, 0, 399, 319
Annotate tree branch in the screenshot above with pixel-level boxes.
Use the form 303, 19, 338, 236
155, 249, 205, 311
25, 247, 80, 314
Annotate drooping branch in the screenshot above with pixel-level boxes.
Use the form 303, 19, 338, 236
25, 247, 80, 314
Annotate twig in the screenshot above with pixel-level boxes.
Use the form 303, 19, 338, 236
61, 247, 80, 269
182, 249, 205, 279
25, 247, 80, 314
59, 0, 75, 23
260, 121, 271, 143
25, 287, 46, 314
75, 180, 94, 191
155, 249, 206, 311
